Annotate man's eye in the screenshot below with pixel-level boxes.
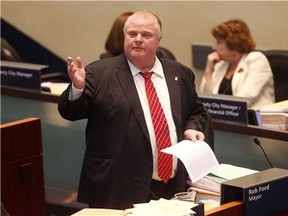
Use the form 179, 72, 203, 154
129, 32, 136, 37
142, 33, 152, 39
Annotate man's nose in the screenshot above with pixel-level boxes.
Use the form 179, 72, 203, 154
135, 33, 143, 41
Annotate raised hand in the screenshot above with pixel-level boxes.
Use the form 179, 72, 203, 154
67, 56, 86, 89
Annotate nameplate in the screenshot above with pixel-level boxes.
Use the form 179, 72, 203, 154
199, 93, 248, 124
0, 61, 48, 91
221, 168, 288, 215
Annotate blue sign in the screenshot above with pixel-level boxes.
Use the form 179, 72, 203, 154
199, 93, 248, 124
1, 61, 48, 91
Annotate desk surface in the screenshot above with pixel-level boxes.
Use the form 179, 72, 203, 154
2, 86, 288, 141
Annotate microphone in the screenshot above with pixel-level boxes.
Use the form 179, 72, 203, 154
253, 137, 273, 168
134, 177, 159, 200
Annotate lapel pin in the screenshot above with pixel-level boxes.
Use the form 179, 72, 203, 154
175, 77, 178, 81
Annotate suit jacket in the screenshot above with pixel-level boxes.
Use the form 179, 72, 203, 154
58, 54, 208, 209
200, 51, 275, 110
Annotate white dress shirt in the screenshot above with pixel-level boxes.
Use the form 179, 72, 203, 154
128, 57, 178, 181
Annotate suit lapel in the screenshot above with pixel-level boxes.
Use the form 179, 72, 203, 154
115, 57, 150, 140
162, 63, 182, 133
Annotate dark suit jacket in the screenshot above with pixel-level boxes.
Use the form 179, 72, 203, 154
58, 54, 208, 209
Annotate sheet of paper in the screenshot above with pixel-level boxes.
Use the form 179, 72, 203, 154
41, 82, 69, 95
161, 140, 219, 183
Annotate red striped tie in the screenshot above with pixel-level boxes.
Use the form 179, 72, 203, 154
140, 72, 172, 184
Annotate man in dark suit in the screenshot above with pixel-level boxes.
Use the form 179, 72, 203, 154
58, 10, 208, 209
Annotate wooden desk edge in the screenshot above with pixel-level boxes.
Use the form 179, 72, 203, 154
205, 200, 243, 216
0, 117, 40, 128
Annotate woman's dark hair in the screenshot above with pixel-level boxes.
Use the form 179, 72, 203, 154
104, 12, 134, 56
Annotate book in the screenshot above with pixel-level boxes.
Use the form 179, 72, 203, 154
260, 112, 288, 132
260, 100, 288, 113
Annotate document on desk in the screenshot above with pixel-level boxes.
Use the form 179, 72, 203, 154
71, 208, 128, 216
161, 140, 219, 183
127, 198, 197, 216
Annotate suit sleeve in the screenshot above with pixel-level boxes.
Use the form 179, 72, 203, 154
181, 65, 208, 133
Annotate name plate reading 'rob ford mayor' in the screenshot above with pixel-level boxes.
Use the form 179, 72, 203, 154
199, 93, 248, 124
0, 61, 48, 91
221, 168, 288, 216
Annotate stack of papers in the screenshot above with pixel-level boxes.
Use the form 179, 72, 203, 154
260, 100, 288, 113
259, 100, 288, 132
260, 112, 288, 132
188, 164, 258, 195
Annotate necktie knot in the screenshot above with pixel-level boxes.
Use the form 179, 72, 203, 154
139, 71, 153, 80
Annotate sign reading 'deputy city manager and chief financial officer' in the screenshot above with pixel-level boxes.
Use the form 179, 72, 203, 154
199, 93, 248, 124
1, 61, 48, 91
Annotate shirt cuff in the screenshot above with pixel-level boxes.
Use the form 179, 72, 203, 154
68, 83, 84, 101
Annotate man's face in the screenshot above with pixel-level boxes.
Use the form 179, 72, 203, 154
124, 16, 160, 68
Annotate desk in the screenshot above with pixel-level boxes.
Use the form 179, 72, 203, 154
205, 200, 288, 216
1, 117, 45, 215
1, 86, 288, 191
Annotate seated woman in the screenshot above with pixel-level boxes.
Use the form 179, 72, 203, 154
199, 19, 275, 110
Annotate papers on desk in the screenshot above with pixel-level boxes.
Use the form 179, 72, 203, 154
127, 199, 197, 216
161, 140, 219, 183
259, 100, 288, 131
72, 199, 197, 216
41, 82, 69, 95
260, 100, 288, 113
260, 112, 288, 132
71, 208, 128, 216
188, 164, 258, 195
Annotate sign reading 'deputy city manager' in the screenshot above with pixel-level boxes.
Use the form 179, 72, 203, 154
199, 93, 248, 124
0, 61, 48, 91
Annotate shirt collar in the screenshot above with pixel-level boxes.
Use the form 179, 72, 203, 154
128, 57, 164, 78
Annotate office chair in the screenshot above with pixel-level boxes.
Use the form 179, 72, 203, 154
156, 47, 176, 61
263, 50, 288, 102
1, 38, 23, 62
1, 37, 70, 83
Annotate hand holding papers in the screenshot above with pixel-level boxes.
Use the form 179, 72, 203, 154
161, 140, 219, 183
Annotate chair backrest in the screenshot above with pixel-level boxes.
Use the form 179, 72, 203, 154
1, 38, 23, 62
263, 50, 288, 102
156, 47, 176, 61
